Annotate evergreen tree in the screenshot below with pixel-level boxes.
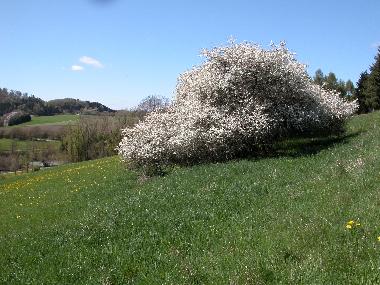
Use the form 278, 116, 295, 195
345, 80, 355, 97
313, 69, 325, 86
325, 72, 338, 91
336, 79, 347, 97
313, 69, 354, 98
355, 71, 369, 113
362, 47, 380, 111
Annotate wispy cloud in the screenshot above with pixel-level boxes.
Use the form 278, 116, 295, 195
80, 56, 104, 68
371, 41, 380, 49
71, 65, 84, 71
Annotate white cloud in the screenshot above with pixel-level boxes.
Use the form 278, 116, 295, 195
371, 42, 380, 48
71, 65, 84, 71
79, 56, 104, 68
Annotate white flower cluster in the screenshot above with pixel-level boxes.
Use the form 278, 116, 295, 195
118, 41, 358, 170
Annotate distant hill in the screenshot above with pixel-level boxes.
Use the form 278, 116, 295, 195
0, 87, 115, 116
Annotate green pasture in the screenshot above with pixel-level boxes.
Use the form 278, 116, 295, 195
5, 114, 79, 128
1, 112, 380, 284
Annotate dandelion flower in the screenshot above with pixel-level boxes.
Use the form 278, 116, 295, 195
346, 224, 352, 229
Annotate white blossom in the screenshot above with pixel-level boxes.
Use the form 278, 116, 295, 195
118, 42, 358, 170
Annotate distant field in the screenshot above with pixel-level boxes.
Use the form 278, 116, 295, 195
6, 114, 79, 128
0, 138, 61, 153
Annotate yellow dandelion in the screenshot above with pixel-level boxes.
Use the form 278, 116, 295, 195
346, 224, 352, 229
377, 236, 380, 242
347, 220, 355, 225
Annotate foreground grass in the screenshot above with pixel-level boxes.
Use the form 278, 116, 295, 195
1, 112, 380, 284
0, 138, 61, 153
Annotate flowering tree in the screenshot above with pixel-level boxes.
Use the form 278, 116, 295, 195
136, 95, 170, 113
118, 41, 357, 171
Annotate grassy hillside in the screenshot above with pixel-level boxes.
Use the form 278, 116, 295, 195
1, 112, 380, 284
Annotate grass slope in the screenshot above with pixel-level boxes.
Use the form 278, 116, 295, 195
1, 112, 380, 284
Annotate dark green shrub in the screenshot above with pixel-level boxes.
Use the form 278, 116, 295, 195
7, 112, 32, 126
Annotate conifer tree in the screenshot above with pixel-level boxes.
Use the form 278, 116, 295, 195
355, 71, 369, 113
313, 69, 325, 86
363, 47, 380, 111
345, 80, 355, 97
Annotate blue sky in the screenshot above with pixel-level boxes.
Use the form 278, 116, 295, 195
0, 0, 379, 109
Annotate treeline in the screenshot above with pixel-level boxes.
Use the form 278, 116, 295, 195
312, 70, 355, 99
354, 47, 380, 113
313, 47, 380, 114
0, 88, 114, 116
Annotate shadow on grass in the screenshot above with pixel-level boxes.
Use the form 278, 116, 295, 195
255, 131, 362, 159
144, 131, 363, 177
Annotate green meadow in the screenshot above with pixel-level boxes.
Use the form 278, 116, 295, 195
1, 112, 380, 284
5, 114, 79, 128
